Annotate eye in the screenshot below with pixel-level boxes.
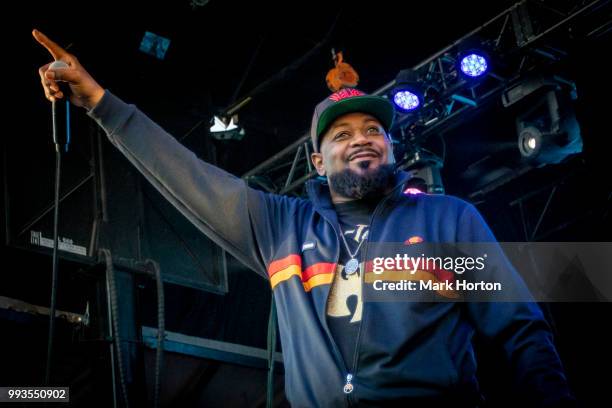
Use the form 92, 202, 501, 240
334, 131, 350, 141
367, 126, 382, 134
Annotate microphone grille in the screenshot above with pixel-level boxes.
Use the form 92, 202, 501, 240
49, 60, 69, 69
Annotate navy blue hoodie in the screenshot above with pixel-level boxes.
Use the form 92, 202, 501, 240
88, 91, 574, 407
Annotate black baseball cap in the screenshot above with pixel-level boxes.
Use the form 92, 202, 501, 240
310, 88, 395, 152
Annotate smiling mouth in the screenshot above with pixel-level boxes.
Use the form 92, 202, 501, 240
349, 152, 379, 161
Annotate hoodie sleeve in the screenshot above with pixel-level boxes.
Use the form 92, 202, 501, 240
458, 203, 576, 407
87, 90, 291, 280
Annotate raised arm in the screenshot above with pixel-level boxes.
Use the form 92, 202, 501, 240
33, 29, 291, 280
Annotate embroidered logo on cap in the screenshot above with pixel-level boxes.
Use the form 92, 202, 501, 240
329, 88, 365, 102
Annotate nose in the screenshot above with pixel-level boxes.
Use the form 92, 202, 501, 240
350, 131, 372, 147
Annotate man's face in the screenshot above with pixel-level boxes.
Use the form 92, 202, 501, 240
311, 112, 394, 178
311, 112, 396, 201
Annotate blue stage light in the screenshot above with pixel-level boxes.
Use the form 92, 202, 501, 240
139, 31, 171, 60
392, 90, 421, 111
390, 69, 424, 113
459, 53, 488, 77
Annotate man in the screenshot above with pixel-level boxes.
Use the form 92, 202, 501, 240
33, 29, 574, 407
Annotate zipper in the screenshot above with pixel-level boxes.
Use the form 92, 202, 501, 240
343, 373, 354, 394
321, 216, 354, 406
318, 180, 406, 404
345, 184, 404, 403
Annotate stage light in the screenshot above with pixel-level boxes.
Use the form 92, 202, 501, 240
390, 69, 424, 113
404, 187, 424, 195
393, 90, 421, 111
400, 149, 445, 194
455, 36, 492, 81
459, 52, 489, 78
139, 31, 171, 60
210, 115, 245, 141
527, 137, 537, 150
517, 126, 542, 159
503, 76, 583, 165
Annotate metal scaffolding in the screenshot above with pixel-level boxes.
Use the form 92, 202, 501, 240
241, 0, 611, 196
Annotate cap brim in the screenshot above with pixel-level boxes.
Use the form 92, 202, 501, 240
316, 96, 395, 140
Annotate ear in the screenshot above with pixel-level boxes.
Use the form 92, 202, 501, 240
310, 152, 326, 176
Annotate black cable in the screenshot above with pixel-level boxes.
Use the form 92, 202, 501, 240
146, 259, 165, 408
45, 78, 71, 385
266, 296, 277, 408
44, 148, 62, 386
100, 248, 130, 408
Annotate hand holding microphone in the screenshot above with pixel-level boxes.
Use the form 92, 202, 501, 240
33, 29, 105, 110
49, 61, 70, 151
31, 30, 107, 384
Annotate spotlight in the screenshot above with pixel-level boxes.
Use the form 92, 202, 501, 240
390, 69, 424, 113
393, 90, 421, 111
458, 51, 489, 78
210, 115, 245, 141
503, 76, 583, 165
518, 128, 542, 159
455, 36, 493, 81
527, 137, 537, 150
404, 187, 424, 195
139, 31, 171, 60
400, 149, 444, 194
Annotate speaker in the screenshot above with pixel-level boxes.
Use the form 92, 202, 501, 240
3, 115, 227, 293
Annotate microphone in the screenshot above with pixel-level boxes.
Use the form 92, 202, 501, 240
50, 60, 71, 152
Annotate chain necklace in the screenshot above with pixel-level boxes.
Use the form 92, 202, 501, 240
340, 229, 366, 275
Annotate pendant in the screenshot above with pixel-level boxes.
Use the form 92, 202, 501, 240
345, 258, 359, 275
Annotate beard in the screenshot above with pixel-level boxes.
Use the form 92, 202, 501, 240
328, 162, 396, 200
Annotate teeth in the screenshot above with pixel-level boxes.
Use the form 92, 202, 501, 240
352, 154, 376, 160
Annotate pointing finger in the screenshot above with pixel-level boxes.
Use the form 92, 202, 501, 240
32, 29, 67, 61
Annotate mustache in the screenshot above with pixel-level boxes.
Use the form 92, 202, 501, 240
348, 148, 380, 161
